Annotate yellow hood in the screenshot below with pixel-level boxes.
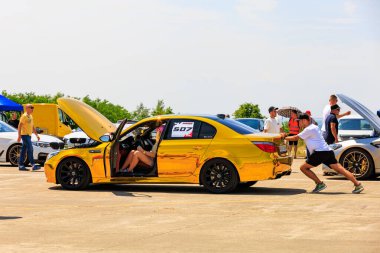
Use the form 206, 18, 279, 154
57, 98, 117, 142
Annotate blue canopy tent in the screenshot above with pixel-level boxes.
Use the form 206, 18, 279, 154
0, 95, 23, 111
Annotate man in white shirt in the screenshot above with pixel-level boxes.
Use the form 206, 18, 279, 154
321, 94, 351, 134
285, 113, 364, 194
263, 106, 283, 134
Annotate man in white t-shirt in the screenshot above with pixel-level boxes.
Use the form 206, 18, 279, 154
285, 113, 363, 194
263, 106, 283, 134
321, 94, 351, 134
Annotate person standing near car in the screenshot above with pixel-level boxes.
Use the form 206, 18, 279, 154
264, 106, 284, 134
17, 104, 41, 171
323, 104, 341, 145
285, 113, 364, 193
321, 94, 350, 136
288, 110, 300, 158
8, 112, 19, 129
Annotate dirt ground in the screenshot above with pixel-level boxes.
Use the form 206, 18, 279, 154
1, 159, 379, 253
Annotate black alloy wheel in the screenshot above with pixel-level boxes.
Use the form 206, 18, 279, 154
340, 148, 374, 180
57, 158, 91, 190
7, 144, 28, 167
201, 159, 239, 194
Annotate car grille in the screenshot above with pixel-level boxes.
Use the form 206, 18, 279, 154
50, 142, 65, 150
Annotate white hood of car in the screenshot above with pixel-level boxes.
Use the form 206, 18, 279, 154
337, 94, 380, 134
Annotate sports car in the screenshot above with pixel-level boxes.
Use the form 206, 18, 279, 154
322, 94, 380, 179
44, 98, 293, 193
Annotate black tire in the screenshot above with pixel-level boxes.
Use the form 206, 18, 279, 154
57, 158, 91, 190
238, 181, 257, 189
340, 148, 374, 180
7, 144, 29, 167
200, 159, 239, 194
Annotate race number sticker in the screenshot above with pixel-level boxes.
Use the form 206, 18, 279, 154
172, 122, 194, 138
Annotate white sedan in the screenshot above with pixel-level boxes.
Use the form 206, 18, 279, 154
0, 120, 64, 166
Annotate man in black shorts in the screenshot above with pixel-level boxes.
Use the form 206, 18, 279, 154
285, 113, 364, 193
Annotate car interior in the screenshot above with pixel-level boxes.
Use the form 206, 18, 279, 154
114, 120, 167, 177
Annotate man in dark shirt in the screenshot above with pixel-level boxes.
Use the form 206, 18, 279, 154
323, 104, 340, 144
8, 112, 20, 129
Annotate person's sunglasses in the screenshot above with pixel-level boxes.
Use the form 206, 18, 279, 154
29, 107, 34, 109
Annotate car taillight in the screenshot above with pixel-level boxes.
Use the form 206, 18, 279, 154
253, 142, 276, 153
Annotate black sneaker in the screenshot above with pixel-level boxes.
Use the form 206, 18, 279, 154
312, 182, 327, 193
352, 184, 364, 194
32, 165, 41, 171
19, 166, 29, 171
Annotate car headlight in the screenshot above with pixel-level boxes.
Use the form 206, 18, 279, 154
32, 141, 51, 148
329, 143, 342, 150
46, 151, 60, 161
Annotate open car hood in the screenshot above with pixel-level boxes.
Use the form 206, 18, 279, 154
337, 94, 380, 134
57, 98, 117, 142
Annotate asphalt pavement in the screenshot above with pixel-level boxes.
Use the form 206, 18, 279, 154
1, 159, 379, 253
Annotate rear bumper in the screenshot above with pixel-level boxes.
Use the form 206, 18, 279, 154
237, 155, 293, 181
274, 156, 293, 177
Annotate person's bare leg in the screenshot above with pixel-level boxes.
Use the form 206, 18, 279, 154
300, 163, 323, 184
128, 151, 154, 172
288, 145, 293, 156
294, 145, 298, 159
329, 163, 360, 186
121, 151, 135, 170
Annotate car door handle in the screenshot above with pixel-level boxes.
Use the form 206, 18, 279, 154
193, 146, 203, 150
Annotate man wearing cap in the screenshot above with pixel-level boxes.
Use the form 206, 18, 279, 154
324, 104, 341, 145
305, 110, 318, 126
263, 106, 283, 134
285, 113, 364, 193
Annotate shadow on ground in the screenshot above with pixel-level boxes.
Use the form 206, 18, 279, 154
49, 184, 307, 196
0, 216, 22, 220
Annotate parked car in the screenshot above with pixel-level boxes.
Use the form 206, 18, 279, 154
44, 98, 292, 193
322, 94, 380, 179
337, 115, 375, 141
235, 118, 264, 131
0, 120, 64, 166
24, 103, 75, 138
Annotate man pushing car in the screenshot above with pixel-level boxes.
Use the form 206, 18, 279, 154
285, 113, 364, 194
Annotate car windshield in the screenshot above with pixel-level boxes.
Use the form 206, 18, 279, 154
0, 120, 17, 132
207, 117, 259, 134
339, 118, 374, 131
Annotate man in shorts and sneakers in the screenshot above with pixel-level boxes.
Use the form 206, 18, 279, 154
285, 113, 364, 194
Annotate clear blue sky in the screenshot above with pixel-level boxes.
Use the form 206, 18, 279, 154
1, 0, 379, 117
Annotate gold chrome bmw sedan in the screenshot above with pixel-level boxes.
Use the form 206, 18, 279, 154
44, 98, 293, 193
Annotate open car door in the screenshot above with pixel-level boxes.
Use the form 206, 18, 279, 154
109, 119, 129, 177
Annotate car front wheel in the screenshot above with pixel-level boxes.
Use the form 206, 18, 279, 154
57, 158, 91, 190
7, 144, 28, 167
340, 148, 374, 179
201, 159, 239, 194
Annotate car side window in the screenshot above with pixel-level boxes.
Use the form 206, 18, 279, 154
198, 122, 217, 139
165, 120, 201, 140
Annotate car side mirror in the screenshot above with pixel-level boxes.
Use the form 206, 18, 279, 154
100, 133, 114, 142
36, 127, 44, 134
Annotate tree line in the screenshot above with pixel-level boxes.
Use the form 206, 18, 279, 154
2, 90, 265, 122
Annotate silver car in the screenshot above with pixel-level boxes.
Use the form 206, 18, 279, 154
322, 94, 380, 179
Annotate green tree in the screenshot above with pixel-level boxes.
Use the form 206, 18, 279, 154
233, 103, 264, 119
82, 95, 132, 123
132, 102, 150, 120
151, 99, 174, 116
